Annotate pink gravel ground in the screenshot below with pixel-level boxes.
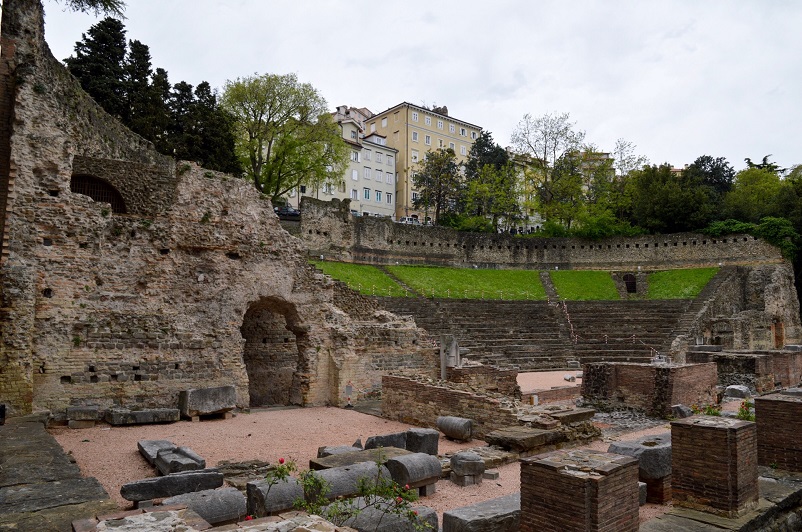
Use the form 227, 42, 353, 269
49, 371, 670, 522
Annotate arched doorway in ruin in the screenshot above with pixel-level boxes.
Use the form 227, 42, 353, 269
240, 297, 309, 407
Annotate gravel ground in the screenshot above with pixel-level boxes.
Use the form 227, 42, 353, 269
49, 371, 679, 523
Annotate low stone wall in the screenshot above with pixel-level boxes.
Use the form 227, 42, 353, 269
581, 362, 718, 416
522, 385, 581, 405
381, 375, 520, 438
301, 197, 783, 271
445, 365, 520, 397
686, 348, 802, 392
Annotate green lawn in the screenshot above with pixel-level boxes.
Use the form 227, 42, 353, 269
310, 261, 407, 296
647, 267, 719, 299
549, 270, 619, 300
386, 265, 546, 300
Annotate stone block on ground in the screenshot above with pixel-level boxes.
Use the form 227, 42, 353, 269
608, 432, 672, 480
138, 440, 175, 466
332, 497, 438, 532
781, 387, 802, 397
317, 445, 363, 458
68, 420, 96, 429
66, 406, 100, 421
246, 477, 304, 517
406, 428, 439, 455
179, 385, 236, 418
105, 408, 180, 425
547, 407, 596, 424
484, 426, 562, 452
442, 493, 520, 532
671, 404, 694, 418
384, 453, 441, 492
155, 446, 206, 475
483, 470, 500, 480
314, 461, 393, 500
724, 385, 751, 398
364, 431, 407, 450
120, 470, 223, 502
436, 416, 472, 441
163, 487, 246, 525
309, 447, 410, 471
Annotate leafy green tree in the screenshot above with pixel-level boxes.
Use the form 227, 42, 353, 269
464, 163, 521, 230
684, 155, 735, 201
64, 17, 128, 118
221, 73, 348, 200
744, 155, 786, 175
56, 0, 126, 17
723, 167, 784, 223
412, 148, 461, 224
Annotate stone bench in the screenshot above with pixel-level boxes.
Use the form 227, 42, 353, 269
443, 493, 520, 532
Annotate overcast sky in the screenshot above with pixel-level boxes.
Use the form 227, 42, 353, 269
37, 0, 802, 171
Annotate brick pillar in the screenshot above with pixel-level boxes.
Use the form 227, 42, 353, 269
671, 416, 758, 517
755, 393, 802, 470
520, 449, 639, 532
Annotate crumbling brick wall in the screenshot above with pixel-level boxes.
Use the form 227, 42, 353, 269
445, 365, 520, 397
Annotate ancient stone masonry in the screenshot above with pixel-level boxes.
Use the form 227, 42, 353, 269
686, 347, 802, 392
755, 393, 802, 471
0, 0, 430, 417
301, 197, 784, 270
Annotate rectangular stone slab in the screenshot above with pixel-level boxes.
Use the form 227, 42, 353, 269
308, 446, 410, 471
547, 407, 596, 424
138, 440, 175, 465
179, 385, 236, 418
120, 469, 223, 501
105, 408, 180, 425
443, 493, 520, 532
155, 446, 206, 475
484, 426, 562, 452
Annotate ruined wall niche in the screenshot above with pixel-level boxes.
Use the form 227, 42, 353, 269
300, 197, 785, 271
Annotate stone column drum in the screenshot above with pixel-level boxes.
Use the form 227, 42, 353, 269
520, 449, 639, 532
670, 415, 758, 517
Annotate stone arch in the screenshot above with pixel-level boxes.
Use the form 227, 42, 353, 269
240, 297, 310, 407
70, 174, 127, 214
623, 273, 637, 294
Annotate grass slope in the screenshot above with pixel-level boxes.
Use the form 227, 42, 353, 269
549, 270, 620, 300
311, 261, 407, 296
386, 265, 546, 300
647, 267, 719, 299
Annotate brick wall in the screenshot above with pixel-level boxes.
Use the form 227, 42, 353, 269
520, 449, 639, 532
755, 393, 802, 470
381, 374, 520, 437
522, 385, 581, 405
445, 365, 520, 397
671, 416, 758, 517
687, 350, 802, 392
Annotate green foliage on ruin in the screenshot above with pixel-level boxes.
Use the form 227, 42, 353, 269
387, 266, 547, 300
549, 271, 619, 300
646, 267, 719, 300
311, 262, 407, 297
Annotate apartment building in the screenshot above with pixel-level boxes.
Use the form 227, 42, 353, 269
367, 103, 482, 221
288, 105, 397, 218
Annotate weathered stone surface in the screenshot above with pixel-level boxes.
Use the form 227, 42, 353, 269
155, 446, 206, 475
451, 452, 485, 477
317, 445, 362, 458
547, 407, 596, 424
333, 497, 438, 532
406, 428, 439, 455
309, 447, 410, 471
384, 453, 441, 488
671, 404, 694, 418
639, 482, 648, 506
120, 469, 223, 501
484, 426, 561, 452
0, 477, 110, 514
608, 432, 672, 480
450, 472, 482, 487
724, 384, 751, 398
179, 386, 236, 418
364, 431, 407, 450
437, 416, 472, 441
246, 477, 304, 517
85, 506, 212, 531
442, 493, 520, 532
781, 387, 802, 397
482, 469, 500, 480
66, 406, 100, 421
138, 439, 175, 466
315, 461, 393, 499
163, 487, 246, 525
0, 422, 82, 485
105, 408, 180, 425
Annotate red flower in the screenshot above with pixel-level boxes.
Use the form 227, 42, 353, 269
413, 510, 418, 515
279, 457, 285, 464
396, 496, 403, 503
244, 515, 253, 521
404, 484, 410, 490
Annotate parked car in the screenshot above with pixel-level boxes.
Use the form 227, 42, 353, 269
274, 206, 300, 219
396, 216, 421, 225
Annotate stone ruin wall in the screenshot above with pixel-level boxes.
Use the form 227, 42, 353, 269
444, 365, 520, 398
300, 197, 785, 270
0, 0, 431, 417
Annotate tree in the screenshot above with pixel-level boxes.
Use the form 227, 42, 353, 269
412, 148, 461, 224
723, 167, 785, 223
221, 73, 348, 200
464, 163, 521, 230
57, 0, 126, 18
684, 155, 735, 200
64, 17, 127, 118
745, 155, 786, 175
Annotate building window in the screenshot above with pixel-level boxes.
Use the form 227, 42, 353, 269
412, 131, 418, 142
394, 112, 399, 122
439, 139, 444, 147
376, 152, 383, 163
364, 167, 371, 179
412, 111, 418, 122
322, 183, 332, 194
387, 173, 394, 184
364, 150, 371, 161
386, 192, 393, 204
381, 117, 387, 127
338, 182, 345, 193
393, 131, 399, 141
376, 169, 383, 181
387, 155, 394, 167
449, 142, 455, 150
376, 190, 382, 202
460, 127, 467, 136
411, 150, 419, 163
350, 130, 357, 139
351, 189, 358, 199
350, 150, 360, 162
352, 169, 358, 180
425, 116, 431, 126
449, 124, 455, 133
425, 135, 431, 145
300, 185, 307, 193
370, 123, 376, 133
364, 188, 371, 200
471, 131, 478, 139
437, 120, 443, 129
412, 191, 419, 202
460, 145, 467, 155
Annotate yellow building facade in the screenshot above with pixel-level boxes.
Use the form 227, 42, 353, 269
367, 103, 481, 221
